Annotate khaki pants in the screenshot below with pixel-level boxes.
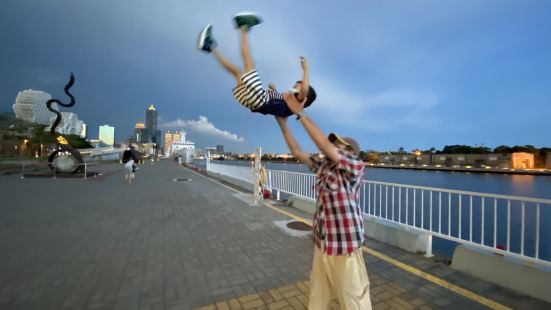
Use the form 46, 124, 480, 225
308, 245, 372, 310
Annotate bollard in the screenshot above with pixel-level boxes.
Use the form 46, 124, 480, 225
53, 166, 57, 179
277, 190, 281, 201
21, 163, 25, 179
424, 234, 434, 258
84, 163, 87, 180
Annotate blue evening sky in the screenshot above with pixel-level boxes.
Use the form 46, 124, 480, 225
1, 0, 550, 153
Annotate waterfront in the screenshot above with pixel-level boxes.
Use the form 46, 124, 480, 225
198, 159, 551, 260
197, 160, 551, 199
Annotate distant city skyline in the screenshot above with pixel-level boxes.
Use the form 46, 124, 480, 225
1, 1, 550, 154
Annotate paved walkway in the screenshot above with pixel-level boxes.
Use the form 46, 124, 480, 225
0, 160, 548, 310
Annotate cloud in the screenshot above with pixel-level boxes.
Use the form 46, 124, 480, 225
311, 77, 440, 131
161, 116, 244, 142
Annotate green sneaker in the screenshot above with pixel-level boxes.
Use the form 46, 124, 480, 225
197, 24, 217, 53
233, 12, 262, 29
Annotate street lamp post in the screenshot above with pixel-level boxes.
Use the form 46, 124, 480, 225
415, 150, 421, 165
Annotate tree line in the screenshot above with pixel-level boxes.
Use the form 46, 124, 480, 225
358, 145, 551, 163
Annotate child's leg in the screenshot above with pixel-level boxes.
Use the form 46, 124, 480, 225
239, 27, 255, 73
212, 49, 243, 84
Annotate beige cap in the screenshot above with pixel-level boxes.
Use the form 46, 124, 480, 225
328, 133, 361, 155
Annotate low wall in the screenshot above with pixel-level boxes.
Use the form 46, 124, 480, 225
287, 196, 430, 255
451, 245, 551, 303
364, 217, 430, 255
287, 196, 316, 214
206, 171, 253, 193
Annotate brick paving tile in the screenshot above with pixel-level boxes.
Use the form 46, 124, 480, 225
227, 299, 241, 310
266, 300, 289, 310
242, 299, 264, 309
268, 289, 284, 302
287, 297, 305, 310
238, 294, 261, 304
216, 302, 230, 310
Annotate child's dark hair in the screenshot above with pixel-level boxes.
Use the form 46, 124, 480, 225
296, 81, 317, 107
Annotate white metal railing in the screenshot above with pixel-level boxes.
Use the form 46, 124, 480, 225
267, 169, 317, 200
205, 162, 551, 266
207, 162, 254, 184
360, 180, 551, 267
263, 168, 551, 267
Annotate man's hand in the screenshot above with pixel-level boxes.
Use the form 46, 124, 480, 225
283, 92, 307, 114
300, 56, 308, 71
268, 83, 277, 92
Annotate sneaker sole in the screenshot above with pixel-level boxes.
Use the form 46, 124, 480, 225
234, 11, 259, 18
234, 12, 262, 26
197, 25, 211, 50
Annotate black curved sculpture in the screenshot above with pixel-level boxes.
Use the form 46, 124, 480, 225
46, 73, 84, 173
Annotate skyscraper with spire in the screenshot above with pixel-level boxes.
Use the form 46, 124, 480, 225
146, 104, 157, 130
135, 105, 161, 154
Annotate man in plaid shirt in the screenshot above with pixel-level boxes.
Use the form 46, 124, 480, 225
276, 93, 372, 309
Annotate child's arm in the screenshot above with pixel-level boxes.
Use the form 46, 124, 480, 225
297, 56, 309, 102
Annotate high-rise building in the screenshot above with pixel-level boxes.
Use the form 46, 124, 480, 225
135, 106, 161, 150
12, 90, 58, 125
12, 89, 88, 136
146, 104, 157, 130
216, 145, 224, 154
80, 123, 87, 139
206, 147, 217, 156
164, 131, 182, 154
99, 125, 115, 146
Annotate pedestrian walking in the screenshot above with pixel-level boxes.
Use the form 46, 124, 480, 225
122, 146, 139, 184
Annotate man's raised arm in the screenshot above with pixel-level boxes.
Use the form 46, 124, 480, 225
275, 116, 314, 169
282, 93, 339, 163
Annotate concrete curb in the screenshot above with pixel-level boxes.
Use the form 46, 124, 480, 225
451, 245, 551, 303
287, 196, 430, 255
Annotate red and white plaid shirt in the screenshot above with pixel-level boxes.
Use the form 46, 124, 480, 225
310, 149, 365, 255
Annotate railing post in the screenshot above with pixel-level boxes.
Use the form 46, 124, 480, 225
267, 169, 272, 196
253, 147, 263, 206
206, 149, 210, 171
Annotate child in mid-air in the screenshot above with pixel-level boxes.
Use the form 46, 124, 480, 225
197, 12, 316, 118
